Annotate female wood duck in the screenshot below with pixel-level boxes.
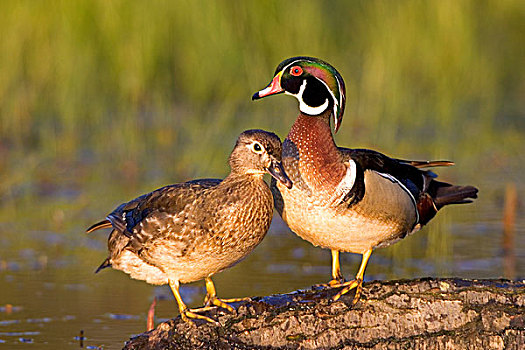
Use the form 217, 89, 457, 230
86, 130, 292, 324
253, 57, 478, 303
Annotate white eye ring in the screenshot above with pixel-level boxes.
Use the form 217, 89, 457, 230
250, 142, 264, 154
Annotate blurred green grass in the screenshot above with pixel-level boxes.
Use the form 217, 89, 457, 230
0, 0, 523, 229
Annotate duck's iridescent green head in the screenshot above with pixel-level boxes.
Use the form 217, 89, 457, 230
253, 56, 346, 132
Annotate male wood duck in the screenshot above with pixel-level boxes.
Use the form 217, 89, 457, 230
253, 57, 478, 303
86, 130, 292, 324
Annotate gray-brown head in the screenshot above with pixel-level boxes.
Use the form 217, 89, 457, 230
229, 129, 292, 189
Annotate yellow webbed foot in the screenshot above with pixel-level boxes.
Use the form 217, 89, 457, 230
180, 308, 220, 326
199, 277, 251, 313
331, 278, 363, 304
204, 295, 251, 313
331, 249, 372, 304
169, 279, 220, 326
314, 277, 346, 288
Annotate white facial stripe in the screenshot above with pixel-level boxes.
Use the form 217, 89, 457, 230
315, 76, 338, 109
281, 59, 339, 118
300, 96, 329, 115
336, 76, 344, 108
335, 77, 343, 125
288, 80, 329, 116
313, 76, 339, 123
280, 58, 317, 75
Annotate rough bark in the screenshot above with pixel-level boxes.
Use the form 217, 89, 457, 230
123, 278, 525, 349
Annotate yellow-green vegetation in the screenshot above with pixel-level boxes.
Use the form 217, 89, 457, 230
0, 8, 523, 346
0, 1, 523, 263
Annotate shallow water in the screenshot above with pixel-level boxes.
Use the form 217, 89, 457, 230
0, 178, 523, 349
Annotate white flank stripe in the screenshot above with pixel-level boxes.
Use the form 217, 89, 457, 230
376, 171, 419, 223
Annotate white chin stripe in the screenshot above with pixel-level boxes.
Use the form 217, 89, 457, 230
289, 80, 329, 116
300, 97, 329, 115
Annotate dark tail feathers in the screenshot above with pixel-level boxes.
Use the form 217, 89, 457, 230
86, 219, 112, 233
95, 258, 111, 273
430, 181, 478, 209
408, 160, 455, 168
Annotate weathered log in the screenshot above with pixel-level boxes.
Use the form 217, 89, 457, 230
124, 278, 525, 349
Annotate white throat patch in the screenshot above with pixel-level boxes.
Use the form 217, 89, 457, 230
286, 80, 329, 116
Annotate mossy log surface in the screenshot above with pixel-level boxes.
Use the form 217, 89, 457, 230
124, 278, 525, 349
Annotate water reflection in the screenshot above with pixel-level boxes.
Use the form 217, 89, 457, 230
0, 191, 524, 349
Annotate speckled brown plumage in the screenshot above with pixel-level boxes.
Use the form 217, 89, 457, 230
87, 129, 291, 324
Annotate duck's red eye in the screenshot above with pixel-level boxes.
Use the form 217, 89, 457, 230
290, 66, 303, 76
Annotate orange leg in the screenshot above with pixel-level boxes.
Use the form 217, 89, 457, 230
168, 279, 219, 325
315, 250, 345, 287
190, 277, 251, 314
330, 250, 345, 284
332, 249, 372, 304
